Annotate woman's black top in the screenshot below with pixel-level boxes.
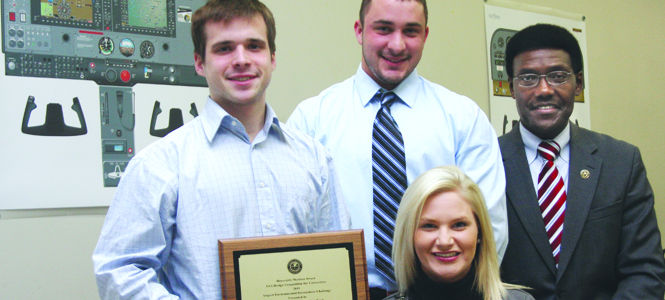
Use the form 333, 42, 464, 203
400, 266, 483, 300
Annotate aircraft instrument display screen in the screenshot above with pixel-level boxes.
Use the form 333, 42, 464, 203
125, 0, 167, 30
32, 0, 101, 29
39, 0, 94, 23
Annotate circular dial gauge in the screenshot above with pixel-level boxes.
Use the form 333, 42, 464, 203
99, 37, 114, 55
119, 38, 135, 57
140, 41, 155, 59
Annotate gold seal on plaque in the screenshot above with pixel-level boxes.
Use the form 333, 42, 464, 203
287, 259, 302, 274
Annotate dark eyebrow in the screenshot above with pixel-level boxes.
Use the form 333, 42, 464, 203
372, 20, 424, 29
517, 65, 571, 75
405, 22, 424, 28
210, 38, 266, 48
247, 38, 267, 45
516, 68, 537, 75
210, 40, 233, 48
372, 20, 394, 26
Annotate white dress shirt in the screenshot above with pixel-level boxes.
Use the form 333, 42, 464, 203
519, 122, 570, 192
288, 66, 507, 291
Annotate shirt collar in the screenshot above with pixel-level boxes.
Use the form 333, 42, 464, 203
201, 97, 282, 144
520, 122, 571, 164
258, 103, 284, 142
355, 64, 418, 108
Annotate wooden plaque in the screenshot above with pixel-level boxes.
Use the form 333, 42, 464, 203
218, 229, 368, 300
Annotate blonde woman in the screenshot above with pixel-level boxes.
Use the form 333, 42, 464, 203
386, 166, 532, 300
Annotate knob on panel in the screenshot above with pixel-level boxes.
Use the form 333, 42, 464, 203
120, 70, 131, 82
105, 69, 117, 82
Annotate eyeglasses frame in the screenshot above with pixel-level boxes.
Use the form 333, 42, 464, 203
512, 71, 575, 88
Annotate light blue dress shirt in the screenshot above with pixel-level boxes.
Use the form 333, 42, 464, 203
93, 98, 350, 299
288, 66, 507, 291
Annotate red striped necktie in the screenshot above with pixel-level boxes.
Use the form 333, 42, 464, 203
537, 141, 566, 266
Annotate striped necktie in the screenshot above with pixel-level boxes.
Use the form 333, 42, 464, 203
537, 141, 567, 266
372, 89, 407, 284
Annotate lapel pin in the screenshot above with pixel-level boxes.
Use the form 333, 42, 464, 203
580, 169, 590, 179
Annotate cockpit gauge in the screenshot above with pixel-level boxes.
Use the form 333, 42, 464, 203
140, 40, 155, 59
119, 38, 135, 57
99, 36, 114, 55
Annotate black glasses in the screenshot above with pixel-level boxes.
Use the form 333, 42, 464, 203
513, 71, 574, 88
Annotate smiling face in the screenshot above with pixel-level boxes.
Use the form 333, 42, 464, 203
510, 48, 582, 139
414, 190, 478, 283
194, 15, 275, 114
355, 0, 428, 90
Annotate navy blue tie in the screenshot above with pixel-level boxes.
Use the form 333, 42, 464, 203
372, 89, 407, 285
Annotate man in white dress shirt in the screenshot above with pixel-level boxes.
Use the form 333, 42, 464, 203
288, 0, 506, 298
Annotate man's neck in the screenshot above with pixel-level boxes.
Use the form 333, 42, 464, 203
217, 100, 267, 142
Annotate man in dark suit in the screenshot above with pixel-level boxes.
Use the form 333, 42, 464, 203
499, 23, 665, 300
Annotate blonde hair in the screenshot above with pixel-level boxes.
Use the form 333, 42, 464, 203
392, 166, 506, 300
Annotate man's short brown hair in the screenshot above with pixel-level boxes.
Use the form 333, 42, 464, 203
359, 0, 428, 25
191, 0, 276, 61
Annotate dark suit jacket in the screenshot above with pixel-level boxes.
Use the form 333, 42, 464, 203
499, 124, 665, 300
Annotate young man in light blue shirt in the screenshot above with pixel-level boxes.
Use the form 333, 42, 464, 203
93, 1, 349, 299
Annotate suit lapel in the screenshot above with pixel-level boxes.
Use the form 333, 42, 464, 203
502, 127, 557, 276
556, 125, 602, 281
